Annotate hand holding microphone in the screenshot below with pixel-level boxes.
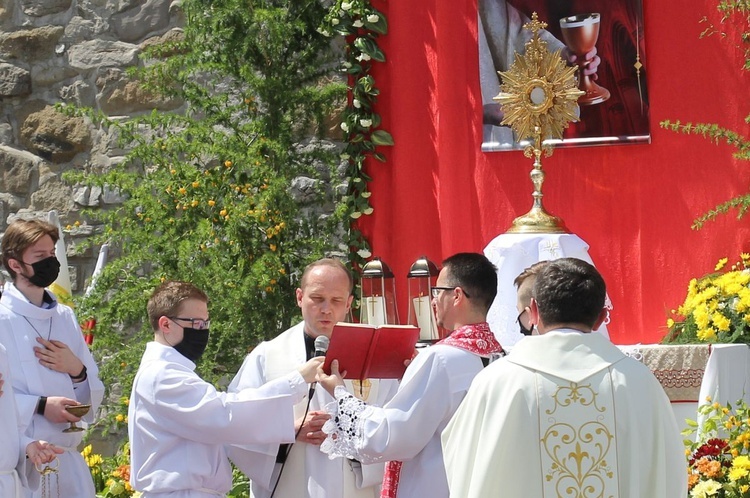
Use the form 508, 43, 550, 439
297, 336, 329, 384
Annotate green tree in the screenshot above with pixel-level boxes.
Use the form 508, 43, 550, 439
66, 0, 349, 436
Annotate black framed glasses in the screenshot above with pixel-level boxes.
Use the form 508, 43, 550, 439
168, 317, 211, 330
430, 286, 471, 299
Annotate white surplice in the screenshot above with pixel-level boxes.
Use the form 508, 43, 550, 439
227, 322, 399, 498
128, 341, 309, 497
321, 344, 489, 498
0, 282, 104, 498
442, 331, 688, 498
0, 344, 39, 498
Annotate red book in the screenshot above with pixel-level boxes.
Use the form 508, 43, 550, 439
323, 323, 420, 380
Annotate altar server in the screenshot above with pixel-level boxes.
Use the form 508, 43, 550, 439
1, 346, 63, 498
316, 253, 505, 498
128, 280, 322, 497
0, 218, 104, 498
442, 258, 688, 498
228, 258, 399, 498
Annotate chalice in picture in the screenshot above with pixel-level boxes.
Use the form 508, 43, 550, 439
63, 404, 91, 432
559, 13, 610, 105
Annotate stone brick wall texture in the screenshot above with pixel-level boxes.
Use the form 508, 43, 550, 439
0, 0, 188, 289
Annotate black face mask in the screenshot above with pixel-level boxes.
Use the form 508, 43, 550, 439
517, 310, 534, 336
24, 256, 61, 288
174, 327, 210, 363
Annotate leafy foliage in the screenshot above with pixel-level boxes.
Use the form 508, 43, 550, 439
65, 0, 352, 437
659, 1, 750, 229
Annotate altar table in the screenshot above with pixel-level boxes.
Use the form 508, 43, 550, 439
617, 343, 750, 431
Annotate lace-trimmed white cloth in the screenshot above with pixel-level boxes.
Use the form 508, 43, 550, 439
321, 385, 383, 464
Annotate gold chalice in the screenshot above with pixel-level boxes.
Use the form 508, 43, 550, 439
559, 13, 610, 105
63, 404, 91, 433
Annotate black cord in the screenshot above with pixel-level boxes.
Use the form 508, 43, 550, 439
269, 383, 315, 498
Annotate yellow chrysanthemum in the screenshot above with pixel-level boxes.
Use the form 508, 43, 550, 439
697, 327, 717, 341
716, 257, 729, 271
729, 466, 749, 481
733, 455, 750, 469
712, 313, 731, 332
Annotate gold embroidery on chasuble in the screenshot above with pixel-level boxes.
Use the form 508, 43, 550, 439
538, 371, 617, 498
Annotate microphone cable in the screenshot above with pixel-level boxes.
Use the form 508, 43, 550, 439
269, 335, 329, 498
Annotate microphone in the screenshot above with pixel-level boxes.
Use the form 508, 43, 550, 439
309, 336, 330, 398
314, 335, 329, 357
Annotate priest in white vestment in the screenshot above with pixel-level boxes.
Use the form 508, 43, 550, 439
129, 281, 322, 497
0, 218, 104, 498
316, 253, 505, 498
228, 259, 399, 498
1, 345, 63, 498
442, 258, 688, 498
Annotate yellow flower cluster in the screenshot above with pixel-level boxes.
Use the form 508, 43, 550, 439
668, 254, 750, 343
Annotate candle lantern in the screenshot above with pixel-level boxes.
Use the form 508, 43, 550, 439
407, 256, 440, 342
360, 258, 399, 325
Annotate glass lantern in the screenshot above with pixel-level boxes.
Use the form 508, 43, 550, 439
407, 256, 440, 342
360, 258, 399, 326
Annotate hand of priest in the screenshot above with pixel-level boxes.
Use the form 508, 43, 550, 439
297, 357, 325, 384
315, 359, 346, 396
0, 372, 4, 397
295, 410, 331, 446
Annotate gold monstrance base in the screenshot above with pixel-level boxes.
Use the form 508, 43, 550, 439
494, 13, 583, 234
507, 203, 568, 234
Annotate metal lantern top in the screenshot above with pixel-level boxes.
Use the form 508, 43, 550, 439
407, 256, 439, 278
362, 258, 394, 279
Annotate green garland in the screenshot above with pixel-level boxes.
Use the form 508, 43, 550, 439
321, 0, 393, 267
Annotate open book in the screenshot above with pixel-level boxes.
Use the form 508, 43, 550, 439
323, 323, 420, 380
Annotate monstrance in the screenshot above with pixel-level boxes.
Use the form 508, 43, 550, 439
495, 13, 584, 234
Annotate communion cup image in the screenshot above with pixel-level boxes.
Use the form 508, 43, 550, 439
560, 13, 610, 105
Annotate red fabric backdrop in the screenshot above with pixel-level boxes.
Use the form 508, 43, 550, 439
357, 0, 750, 345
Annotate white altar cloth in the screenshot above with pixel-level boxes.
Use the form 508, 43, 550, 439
483, 232, 611, 349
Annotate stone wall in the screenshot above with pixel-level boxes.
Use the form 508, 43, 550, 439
0, 0, 185, 288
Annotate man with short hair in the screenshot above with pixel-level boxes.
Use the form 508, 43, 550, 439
316, 252, 504, 498
512, 260, 548, 336
442, 258, 687, 498
229, 258, 399, 498
128, 280, 322, 497
0, 218, 104, 498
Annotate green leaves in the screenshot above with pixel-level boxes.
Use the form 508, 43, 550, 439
319, 0, 393, 269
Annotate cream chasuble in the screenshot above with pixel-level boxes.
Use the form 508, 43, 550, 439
442, 331, 688, 498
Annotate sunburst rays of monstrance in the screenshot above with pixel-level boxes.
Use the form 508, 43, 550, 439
495, 13, 584, 234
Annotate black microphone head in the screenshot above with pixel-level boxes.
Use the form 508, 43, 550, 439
314, 335, 330, 356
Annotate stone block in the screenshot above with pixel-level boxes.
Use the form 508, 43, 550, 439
67, 40, 139, 71
0, 26, 65, 61
0, 64, 31, 98
20, 0, 72, 17
0, 146, 39, 195
20, 106, 91, 163
112, 0, 171, 43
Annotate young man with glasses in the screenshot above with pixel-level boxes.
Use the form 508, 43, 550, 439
0, 218, 104, 497
315, 252, 504, 498
128, 281, 323, 497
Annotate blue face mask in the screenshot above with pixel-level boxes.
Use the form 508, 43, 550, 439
174, 327, 210, 362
